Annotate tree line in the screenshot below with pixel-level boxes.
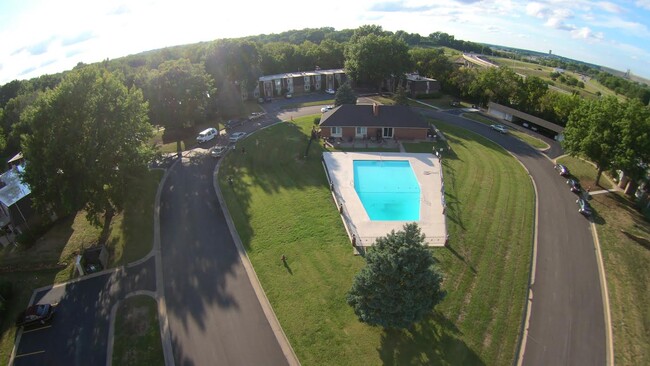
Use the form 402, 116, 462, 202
1, 25, 648, 226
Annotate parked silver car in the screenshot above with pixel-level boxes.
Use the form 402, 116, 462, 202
229, 132, 247, 143
490, 124, 508, 134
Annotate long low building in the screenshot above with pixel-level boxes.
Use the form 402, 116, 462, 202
254, 68, 347, 99
487, 102, 564, 139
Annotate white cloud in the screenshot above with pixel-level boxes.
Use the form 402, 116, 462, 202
526, 2, 575, 30
593, 17, 650, 36
571, 27, 604, 40
635, 0, 650, 10
597, 1, 623, 13
525, 2, 549, 18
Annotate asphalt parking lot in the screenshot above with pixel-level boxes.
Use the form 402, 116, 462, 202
12, 256, 156, 366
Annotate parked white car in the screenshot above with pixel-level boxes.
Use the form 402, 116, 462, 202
196, 127, 218, 143
490, 124, 508, 134
325, 88, 336, 95
320, 105, 335, 113
209, 146, 228, 158
229, 132, 247, 143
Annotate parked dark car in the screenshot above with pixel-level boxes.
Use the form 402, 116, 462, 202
567, 178, 582, 193
554, 164, 570, 177
16, 303, 57, 327
576, 198, 592, 216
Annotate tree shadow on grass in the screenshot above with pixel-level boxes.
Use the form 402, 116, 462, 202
446, 244, 477, 274
378, 311, 484, 366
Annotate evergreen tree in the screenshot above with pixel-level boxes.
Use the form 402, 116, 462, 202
394, 85, 408, 105
334, 82, 357, 106
347, 223, 445, 329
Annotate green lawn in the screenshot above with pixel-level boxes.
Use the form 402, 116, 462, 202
219, 115, 534, 365
589, 192, 650, 365
0, 169, 162, 365
510, 131, 549, 150
112, 295, 164, 366
281, 99, 335, 109
414, 94, 459, 109
367, 95, 396, 105
556, 155, 615, 190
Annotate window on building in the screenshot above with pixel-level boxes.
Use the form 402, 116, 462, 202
331, 127, 342, 137
304, 76, 311, 91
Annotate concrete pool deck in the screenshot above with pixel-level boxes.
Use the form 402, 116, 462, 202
323, 152, 447, 247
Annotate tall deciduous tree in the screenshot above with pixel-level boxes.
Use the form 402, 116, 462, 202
409, 48, 454, 81
21, 66, 154, 224
204, 39, 261, 91
347, 223, 445, 329
614, 99, 650, 192
344, 34, 411, 90
562, 96, 622, 185
315, 39, 345, 70
470, 67, 522, 107
146, 58, 214, 131
538, 91, 581, 127
517, 76, 548, 114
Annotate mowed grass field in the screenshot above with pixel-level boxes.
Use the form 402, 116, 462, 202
589, 192, 650, 365
219, 115, 534, 365
491, 57, 619, 100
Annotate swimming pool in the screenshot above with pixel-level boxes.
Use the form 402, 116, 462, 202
353, 160, 420, 221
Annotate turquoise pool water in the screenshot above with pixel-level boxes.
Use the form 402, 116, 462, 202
353, 160, 420, 221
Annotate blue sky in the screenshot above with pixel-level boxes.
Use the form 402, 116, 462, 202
1, 0, 649, 85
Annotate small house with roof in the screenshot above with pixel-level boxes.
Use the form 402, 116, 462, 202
400, 73, 441, 98
319, 104, 429, 141
0, 164, 33, 247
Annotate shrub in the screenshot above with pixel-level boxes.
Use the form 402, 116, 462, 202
0, 281, 12, 321
313, 117, 321, 125
16, 221, 53, 248
0, 281, 12, 301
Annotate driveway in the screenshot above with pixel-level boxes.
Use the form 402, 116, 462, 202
428, 110, 606, 366
12, 256, 156, 366
159, 153, 287, 366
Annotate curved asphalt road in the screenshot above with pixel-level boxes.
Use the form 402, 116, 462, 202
159, 150, 288, 366
426, 110, 606, 366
